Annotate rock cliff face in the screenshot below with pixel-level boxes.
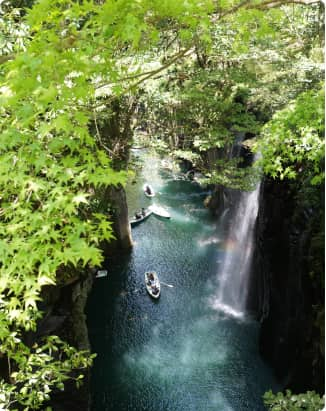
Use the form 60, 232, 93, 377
204, 136, 324, 393
252, 178, 324, 393
204, 138, 255, 219
98, 184, 133, 253
107, 184, 133, 250
47, 184, 132, 410
41, 272, 94, 411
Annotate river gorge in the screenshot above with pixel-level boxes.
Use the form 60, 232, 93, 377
86, 151, 279, 410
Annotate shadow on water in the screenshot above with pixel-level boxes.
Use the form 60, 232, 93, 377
86, 153, 278, 411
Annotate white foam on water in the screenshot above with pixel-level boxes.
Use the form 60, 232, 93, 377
197, 236, 221, 247
122, 318, 228, 383
209, 298, 245, 320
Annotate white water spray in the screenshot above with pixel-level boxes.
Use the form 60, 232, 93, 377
214, 180, 261, 315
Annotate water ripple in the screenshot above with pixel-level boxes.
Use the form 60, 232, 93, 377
87, 153, 279, 411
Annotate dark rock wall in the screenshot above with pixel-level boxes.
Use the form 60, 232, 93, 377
41, 272, 94, 411
252, 177, 324, 393
45, 181, 132, 410
204, 138, 255, 219
106, 184, 133, 250
96, 183, 133, 253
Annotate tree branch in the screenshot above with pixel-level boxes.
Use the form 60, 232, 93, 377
246, 0, 321, 9
128, 47, 194, 89
93, 110, 115, 157
89, 47, 194, 110
95, 47, 194, 92
0, 54, 15, 65
216, 0, 321, 20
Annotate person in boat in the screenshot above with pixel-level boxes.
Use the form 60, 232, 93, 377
187, 170, 195, 180
145, 185, 152, 194
152, 286, 159, 295
147, 272, 155, 285
141, 207, 146, 216
135, 211, 142, 219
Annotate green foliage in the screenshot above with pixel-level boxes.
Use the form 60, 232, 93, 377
263, 389, 325, 411
256, 86, 325, 184
173, 149, 201, 165
0, 1, 30, 58
0, 336, 95, 410
135, 2, 324, 191
0, 0, 262, 408
0, 0, 324, 409
200, 158, 262, 191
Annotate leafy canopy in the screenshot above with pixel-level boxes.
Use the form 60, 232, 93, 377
264, 389, 325, 411
132, 1, 324, 189
0, 0, 324, 409
256, 86, 324, 185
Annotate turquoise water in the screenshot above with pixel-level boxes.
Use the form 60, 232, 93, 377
87, 152, 278, 410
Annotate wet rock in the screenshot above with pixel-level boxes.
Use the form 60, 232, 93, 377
251, 177, 324, 394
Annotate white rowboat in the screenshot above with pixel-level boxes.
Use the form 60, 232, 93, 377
96, 270, 108, 278
145, 271, 161, 299
148, 205, 171, 219
143, 184, 155, 197
129, 209, 152, 226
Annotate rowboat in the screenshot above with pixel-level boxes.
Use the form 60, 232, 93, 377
145, 271, 161, 299
95, 270, 108, 278
148, 204, 171, 219
161, 159, 173, 170
143, 183, 155, 197
129, 208, 152, 226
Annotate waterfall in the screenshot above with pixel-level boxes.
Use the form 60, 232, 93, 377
214, 180, 261, 316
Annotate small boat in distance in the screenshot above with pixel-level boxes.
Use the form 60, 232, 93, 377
96, 270, 108, 278
148, 204, 171, 219
143, 183, 155, 197
161, 159, 173, 170
145, 271, 161, 299
129, 208, 152, 226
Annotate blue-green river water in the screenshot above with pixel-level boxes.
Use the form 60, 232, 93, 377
87, 151, 278, 410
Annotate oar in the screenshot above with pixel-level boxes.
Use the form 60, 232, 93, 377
160, 281, 174, 288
